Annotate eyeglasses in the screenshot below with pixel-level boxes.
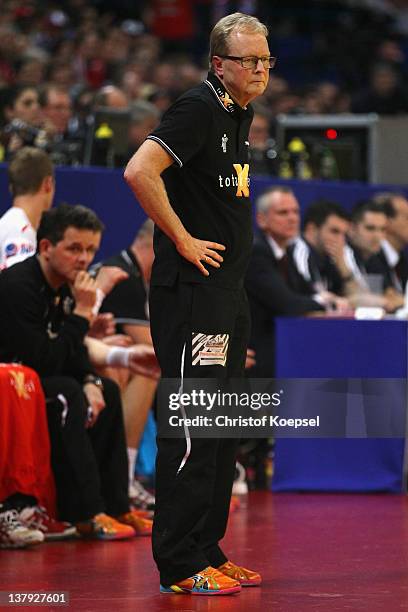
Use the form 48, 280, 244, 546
21, 98, 38, 107
218, 55, 277, 70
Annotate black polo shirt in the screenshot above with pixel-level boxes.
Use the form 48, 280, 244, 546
147, 71, 254, 289
0, 255, 94, 380
99, 248, 149, 333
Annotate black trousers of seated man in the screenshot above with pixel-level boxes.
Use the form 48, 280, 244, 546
149, 282, 250, 587
41, 376, 129, 524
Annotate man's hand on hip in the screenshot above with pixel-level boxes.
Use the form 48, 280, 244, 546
176, 234, 226, 277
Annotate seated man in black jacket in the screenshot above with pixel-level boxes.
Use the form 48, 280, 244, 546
293, 199, 352, 296
0, 204, 154, 539
347, 199, 403, 312
370, 192, 408, 294
245, 186, 326, 378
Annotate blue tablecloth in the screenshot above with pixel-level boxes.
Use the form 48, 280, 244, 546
272, 319, 407, 492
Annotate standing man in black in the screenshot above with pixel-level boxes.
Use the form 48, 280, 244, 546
125, 12, 272, 595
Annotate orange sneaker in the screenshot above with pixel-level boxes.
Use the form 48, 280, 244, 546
76, 513, 135, 540
116, 510, 152, 536
229, 495, 241, 513
218, 561, 262, 586
160, 566, 241, 595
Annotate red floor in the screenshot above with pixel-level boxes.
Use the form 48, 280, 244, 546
2, 492, 408, 611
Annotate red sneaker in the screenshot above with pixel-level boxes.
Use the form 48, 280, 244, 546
19, 506, 76, 541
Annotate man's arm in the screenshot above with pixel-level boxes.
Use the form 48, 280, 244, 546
124, 139, 225, 276
246, 248, 324, 316
122, 323, 152, 345
0, 271, 96, 377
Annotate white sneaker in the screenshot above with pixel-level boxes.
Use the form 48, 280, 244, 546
0, 506, 44, 548
232, 462, 248, 495
128, 479, 155, 512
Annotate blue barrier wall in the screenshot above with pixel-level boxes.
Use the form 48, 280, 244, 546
1, 163, 408, 260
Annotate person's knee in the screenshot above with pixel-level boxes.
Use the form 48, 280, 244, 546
43, 376, 87, 425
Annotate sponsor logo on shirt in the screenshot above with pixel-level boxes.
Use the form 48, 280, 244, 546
9, 369, 35, 399
192, 333, 229, 367
5, 243, 18, 258
4, 242, 35, 258
219, 91, 234, 110
214, 86, 235, 112
218, 163, 250, 197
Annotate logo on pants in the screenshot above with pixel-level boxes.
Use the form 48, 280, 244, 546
192, 333, 229, 367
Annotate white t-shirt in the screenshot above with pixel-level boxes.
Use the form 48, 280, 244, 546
0, 207, 37, 270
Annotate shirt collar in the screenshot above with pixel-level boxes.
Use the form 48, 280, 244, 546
204, 72, 245, 115
266, 234, 286, 260
381, 239, 399, 267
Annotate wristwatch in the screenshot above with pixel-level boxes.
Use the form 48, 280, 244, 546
83, 374, 104, 391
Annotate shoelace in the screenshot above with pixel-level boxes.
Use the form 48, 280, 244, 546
192, 567, 226, 589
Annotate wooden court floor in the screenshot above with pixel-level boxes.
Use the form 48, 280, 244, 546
1, 491, 408, 611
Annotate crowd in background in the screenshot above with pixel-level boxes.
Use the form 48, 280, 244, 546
2, 1, 408, 168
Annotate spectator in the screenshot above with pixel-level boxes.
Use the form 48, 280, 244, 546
116, 100, 160, 164
2, 85, 41, 128
46, 62, 76, 90
370, 191, 408, 292
0, 147, 54, 269
293, 199, 353, 296
15, 59, 48, 88
347, 199, 390, 289
248, 107, 277, 175
1, 85, 46, 158
129, 102, 160, 148
120, 67, 143, 102
315, 82, 342, 113
93, 85, 129, 110
352, 61, 408, 114
39, 84, 84, 165
40, 85, 72, 137
245, 186, 325, 377
346, 199, 404, 311
0, 204, 154, 538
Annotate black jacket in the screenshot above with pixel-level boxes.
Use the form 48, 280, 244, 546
367, 247, 408, 293
245, 231, 323, 377
0, 255, 94, 380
